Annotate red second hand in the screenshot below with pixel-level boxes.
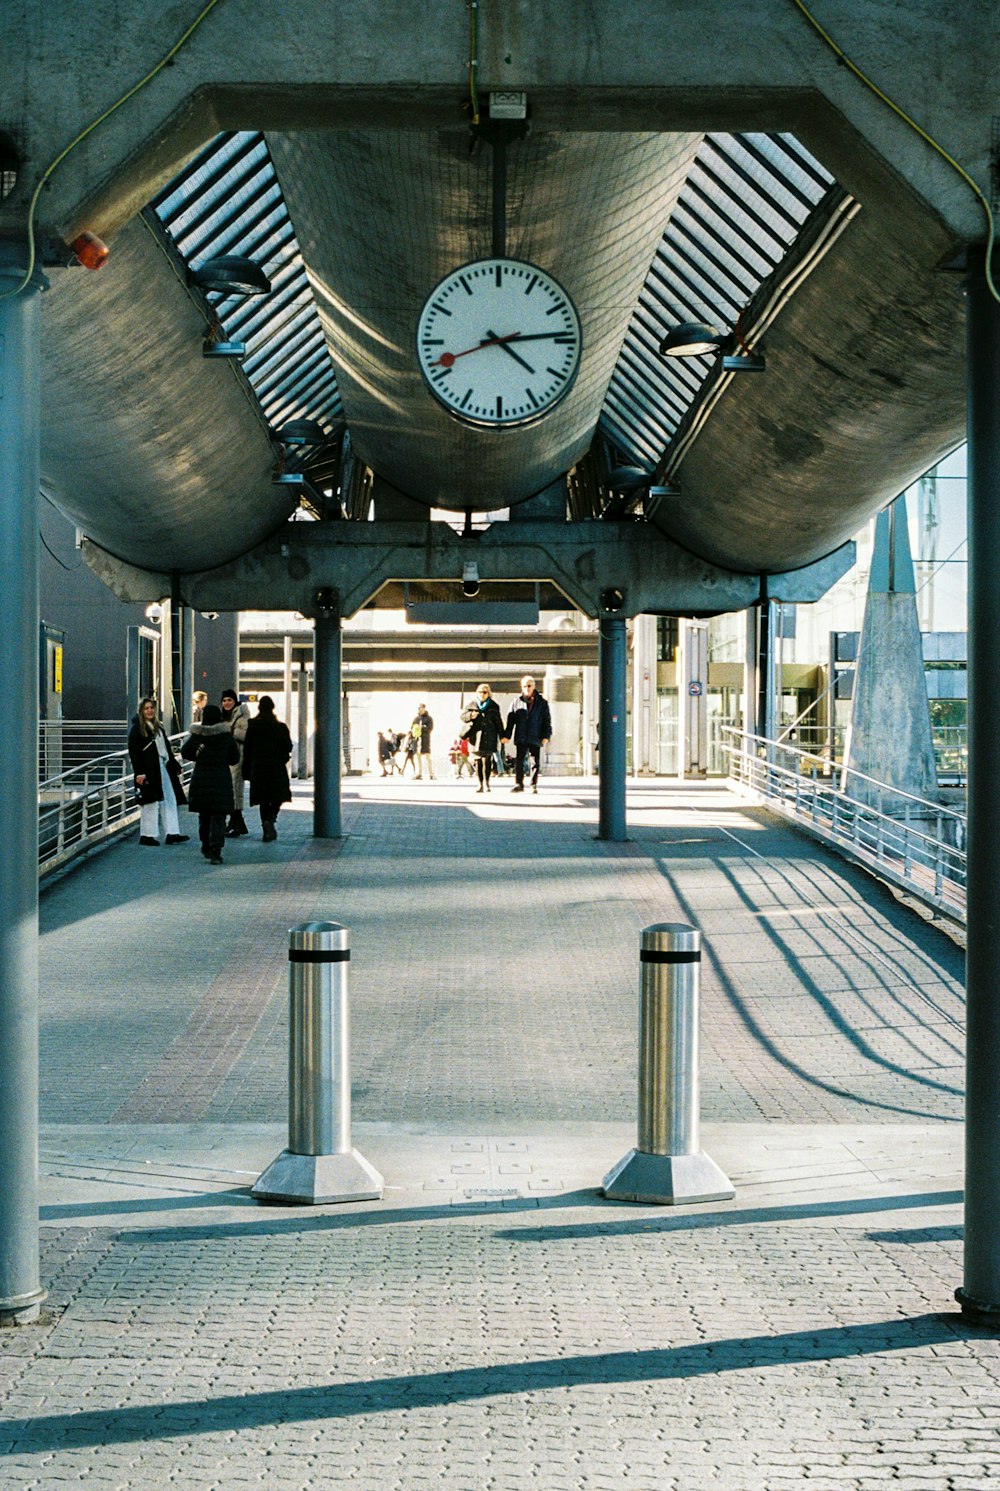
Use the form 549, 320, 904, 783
436, 332, 521, 368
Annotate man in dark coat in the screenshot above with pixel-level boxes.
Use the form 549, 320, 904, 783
181, 704, 240, 863
504, 675, 552, 794
242, 695, 293, 841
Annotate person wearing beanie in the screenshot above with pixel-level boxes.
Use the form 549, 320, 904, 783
220, 688, 251, 836
181, 703, 240, 864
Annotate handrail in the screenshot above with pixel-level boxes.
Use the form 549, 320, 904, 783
38, 734, 190, 878
722, 727, 966, 924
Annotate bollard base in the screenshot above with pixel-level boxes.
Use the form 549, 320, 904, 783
602, 1148, 734, 1206
251, 1148, 383, 1205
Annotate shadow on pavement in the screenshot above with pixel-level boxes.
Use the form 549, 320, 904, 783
6, 1313, 983, 1452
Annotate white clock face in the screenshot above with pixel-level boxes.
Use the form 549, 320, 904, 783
416, 258, 582, 428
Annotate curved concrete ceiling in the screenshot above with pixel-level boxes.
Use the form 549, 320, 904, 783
35, 119, 966, 581
39, 217, 296, 572
654, 159, 965, 573
267, 128, 702, 510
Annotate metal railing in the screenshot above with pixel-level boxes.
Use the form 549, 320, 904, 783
723, 728, 966, 922
38, 736, 190, 878
38, 720, 130, 783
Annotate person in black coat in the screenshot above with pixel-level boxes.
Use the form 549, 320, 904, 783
241, 695, 293, 842
181, 704, 240, 864
127, 695, 189, 846
460, 683, 505, 794
504, 674, 553, 793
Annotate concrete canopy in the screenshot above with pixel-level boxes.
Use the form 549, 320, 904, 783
2, 1, 992, 582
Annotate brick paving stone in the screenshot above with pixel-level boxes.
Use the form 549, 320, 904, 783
10, 782, 982, 1487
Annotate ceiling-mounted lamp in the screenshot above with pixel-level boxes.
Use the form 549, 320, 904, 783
202, 312, 246, 360
273, 464, 305, 487
273, 419, 328, 448
189, 255, 271, 298
658, 320, 766, 373
190, 255, 271, 360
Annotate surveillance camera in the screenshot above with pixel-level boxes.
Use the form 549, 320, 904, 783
144, 602, 163, 623
462, 561, 480, 598
199, 611, 219, 622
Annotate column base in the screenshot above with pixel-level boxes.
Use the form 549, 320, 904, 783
0, 1287, 47, 1327
955, 1287, 1000, 1323
602, 1147, 734, 1206
251, 1148, 383, 1205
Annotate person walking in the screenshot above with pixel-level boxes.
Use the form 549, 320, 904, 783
411, 703, 434, 779
461, 683, 504, 794
128, 695, 189, 846
242, 695, 293, 841
505, 674, 552, 793
181, 703, 239, 864
220, 688, 251, 836
450, 735, 473, 778
377, 730, 397, 776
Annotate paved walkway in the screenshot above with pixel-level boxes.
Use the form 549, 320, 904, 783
3, 776, 990, 1490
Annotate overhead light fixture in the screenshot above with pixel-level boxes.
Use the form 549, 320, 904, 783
274, 419, 328, 448
658, 321, 766, 372
658, 322, 725, 357
188, 255, 271, 298
607, 465, 652, 493
273, 465, 305, 486
190, 256, 271, 360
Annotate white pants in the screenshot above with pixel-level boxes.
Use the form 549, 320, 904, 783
140, 770, 180, 840
415, 752, 433, 779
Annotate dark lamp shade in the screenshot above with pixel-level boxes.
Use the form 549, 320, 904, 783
189, 256, 271, 297
658, 321, 724, 357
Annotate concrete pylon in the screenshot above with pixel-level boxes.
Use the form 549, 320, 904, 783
845, 496, 937, 800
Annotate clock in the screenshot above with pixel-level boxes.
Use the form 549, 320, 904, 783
416, 257, 582, 428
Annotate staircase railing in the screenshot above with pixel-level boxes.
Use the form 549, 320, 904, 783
722, 728, 966, 923
38, 737, 190, 878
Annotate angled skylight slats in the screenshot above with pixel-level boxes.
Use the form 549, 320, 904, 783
151, 130, 342, 442
600, 130, 836, 469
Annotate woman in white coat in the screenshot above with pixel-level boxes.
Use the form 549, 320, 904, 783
127, 696, 189, 846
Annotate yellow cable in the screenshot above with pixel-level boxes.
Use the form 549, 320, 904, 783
0, 0, 225, 303
788, 0, 998, 302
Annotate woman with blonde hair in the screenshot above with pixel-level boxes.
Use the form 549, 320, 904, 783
460, 683, 505, 794
127, 695, 188, 846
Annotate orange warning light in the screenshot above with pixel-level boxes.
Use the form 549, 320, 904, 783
69, 232, 109, 270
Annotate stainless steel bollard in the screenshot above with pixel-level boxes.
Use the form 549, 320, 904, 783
252, 922, 383, 1204
602, 923, 733, 1205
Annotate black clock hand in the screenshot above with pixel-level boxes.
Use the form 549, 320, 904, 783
501, 331, 575, 344
484, 328, 534, 373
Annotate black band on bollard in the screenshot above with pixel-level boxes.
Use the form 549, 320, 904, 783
288, 949, 350, 963
639, 949, 700, 964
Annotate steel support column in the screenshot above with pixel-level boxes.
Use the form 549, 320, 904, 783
0, 265, 46, 1324
959, 252, 1000, 1320
313, 608, 342, 838
598, 614, 627, 840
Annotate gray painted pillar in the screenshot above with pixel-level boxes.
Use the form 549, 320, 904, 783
283, 634, 293, 729
958, 252, 1000, 1321
598, 614, 627, 840
0, 263, 46, 1324
297, 661, 309, 779
180, 608, 195, 732
742, 608, 758, 738
313, 608, 343, 838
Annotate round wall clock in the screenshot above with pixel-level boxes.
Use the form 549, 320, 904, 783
416, 257, 582, 428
